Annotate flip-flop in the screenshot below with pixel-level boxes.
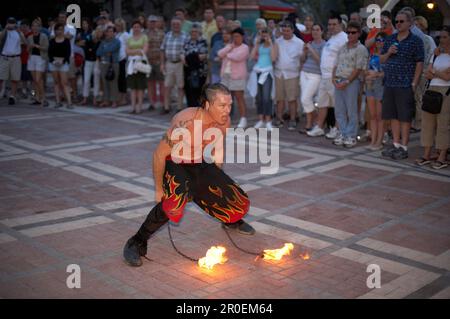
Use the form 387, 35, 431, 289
431, 161, 448, 170
415, 157, 432, 166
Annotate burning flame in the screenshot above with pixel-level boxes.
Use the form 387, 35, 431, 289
198, 246, 228, 270
262, 243, 294, 261
300, 253, 311, 260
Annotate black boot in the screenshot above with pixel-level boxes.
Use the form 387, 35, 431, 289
222, 219, 256, 235
123, 203, 169, 267
123, 235, 147, 267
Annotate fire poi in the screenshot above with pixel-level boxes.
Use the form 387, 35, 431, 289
198, 246, 228, 270
261, 243, 294, 261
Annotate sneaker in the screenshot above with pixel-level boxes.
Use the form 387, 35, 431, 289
254, 120, 264, 129
30, 100, 40, 105
333, 134, 345, 146
55, 102, 63, 109
391, 147, 408, 160
123, 235, 148, 267
344, 137, 357, 148
8, 96, 16, 105
358, 130, 371, 142
326, 127, 339, 139
273, 119, 284, 128
222, 220, 255, 235
381, 145, 398, 157
237, 117, 247, 128
265, 121, 273, 132
288, 120, 297, 131
307, 125, 325, 137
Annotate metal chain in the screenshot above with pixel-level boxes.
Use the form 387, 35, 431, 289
167, 222, 199, 262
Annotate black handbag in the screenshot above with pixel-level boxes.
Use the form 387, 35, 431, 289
105, 55, 115, 81
422, 55, 450, 115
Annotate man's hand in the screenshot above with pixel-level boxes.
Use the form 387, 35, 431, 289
155, 188, 164, 203
387, 45, 398, 56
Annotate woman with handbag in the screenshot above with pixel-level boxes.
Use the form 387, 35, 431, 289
126, 20, 149, 115
416, 26, 450, 170
96, 26, 121, 108
181, 23, 208, 108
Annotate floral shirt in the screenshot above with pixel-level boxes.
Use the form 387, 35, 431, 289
183, 37, 208, 77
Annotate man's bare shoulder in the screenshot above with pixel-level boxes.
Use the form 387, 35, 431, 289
170, 107, 202, 128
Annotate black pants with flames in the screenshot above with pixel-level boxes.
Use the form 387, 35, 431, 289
136, 159, 250, 242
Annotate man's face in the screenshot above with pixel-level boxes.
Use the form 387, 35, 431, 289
281, 24, 293, 39
100, 11, 109, 20
346, 27, 360, 42
207, 93, 232, 125
395, 14, 411, 32
175, 11, 185, 20
172, 20, 181, 32
381, 15, 391, 29
58, 14, 66, 25
105, 28, 114, 39
216, 16, 225, 29
204, 9, 214, 22
350, 13, 361, 24
327, 18, 340, 35
6, 22, 16, 30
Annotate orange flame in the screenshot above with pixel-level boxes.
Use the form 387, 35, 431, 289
262, 243, 294, 261
300, 253, 311, 260
198, 246, 228, 270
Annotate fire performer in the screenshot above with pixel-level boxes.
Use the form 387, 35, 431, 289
123, 83, 255, 267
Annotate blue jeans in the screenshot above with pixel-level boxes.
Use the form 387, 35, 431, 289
256, 73, 273, 116
334, 79, 360, 138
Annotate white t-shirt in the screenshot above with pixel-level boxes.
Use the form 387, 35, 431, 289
430, 53, 450, 87
1, 30, 21, 56
274, 36, 304, 79
116, 31, 130, 61
320, 31, 348, 79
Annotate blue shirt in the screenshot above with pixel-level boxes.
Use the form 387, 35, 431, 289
382, 32, 424, 88
254, 45, 272, 69
96, 38, 121, 63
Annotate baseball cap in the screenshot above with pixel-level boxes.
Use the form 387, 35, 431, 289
148, 15, 157, 22
7, 17, 17, 24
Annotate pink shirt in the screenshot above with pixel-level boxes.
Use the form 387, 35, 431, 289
218, 43, 249, 80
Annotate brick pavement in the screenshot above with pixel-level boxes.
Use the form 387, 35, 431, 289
0, 99, 449, 299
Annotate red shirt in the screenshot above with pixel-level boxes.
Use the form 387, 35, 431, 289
20, 31, 33, 64
301, 32, 313, 43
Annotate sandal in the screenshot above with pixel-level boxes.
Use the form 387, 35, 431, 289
415, 157, 432, 166
431, 161, 448, 170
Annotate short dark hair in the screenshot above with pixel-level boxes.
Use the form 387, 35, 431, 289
232, 27, 245, 36
105, 26, 116, 33
54, 22, 65, 31
381, 10, 392, 20
329, 11, 342, 23
201, 83, 231, 108
58, 11, 68, 17
347, 21, 361, 32
313, 23, 324, 32
131, 20, 142, 28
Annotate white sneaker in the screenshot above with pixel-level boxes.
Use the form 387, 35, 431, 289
265, 121, 273, 131
254, 120, 264, 129
344, 137, 357, 148
237, 117, 247, 128
326, 127, 339, 139
333, 134, 345, 146
307, 125, 325, 137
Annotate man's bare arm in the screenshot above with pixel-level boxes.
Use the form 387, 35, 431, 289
153, 133, 173, 202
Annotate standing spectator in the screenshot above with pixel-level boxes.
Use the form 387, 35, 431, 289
218, 27, 250, 128
210, 27, 231, 84
27, 19, 49, 107
252, 18, 267, 46
48, 22, 72, 108
19, 19, 32, 99
300, 23, 326, 133
417, 26, 450, 169
380, 10, 424, 160
366, 11, 394, 55
285, 13, 304, 40
146, 15, 165, 111
268, 19, 279, 39
350, 12, 368, 44
156, 16, 166, 32
126, 21, 149, 115
365, 32, 387, 150
248, 27, 278, 131
80, 23, 101, 106
0, 17, 28, 105
160, 17, 187, 114
300, 15, 314, 43
210, 15, 226, 49
97, 26, 120, 108
137, 15, 147, 33
209, 15, 227, 84
175, 8, 193, 35
115, 18, 130, 106
273, 21, 304, 131
331, 22, 368, 148
202, 7, 218, 48
181, 24, 208, 107
308, 14, 347, 138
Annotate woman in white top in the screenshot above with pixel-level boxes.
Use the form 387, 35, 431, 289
417, 26, 450, 170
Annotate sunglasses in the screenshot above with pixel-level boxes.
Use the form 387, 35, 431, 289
346, 31, 358, 35
395, 20, 405, 24
376, 38, 385, 42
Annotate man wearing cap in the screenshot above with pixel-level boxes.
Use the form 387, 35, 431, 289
0, 17, 27, 105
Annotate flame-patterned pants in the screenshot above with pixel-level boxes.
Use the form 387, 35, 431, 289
136, 159, 250, 242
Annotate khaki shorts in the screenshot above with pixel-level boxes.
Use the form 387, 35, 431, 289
0, 56, 21, 81
275, 76, 299, 102
221, 73, 246, 91
164, 61, 184, 88
317, 77, 335, 108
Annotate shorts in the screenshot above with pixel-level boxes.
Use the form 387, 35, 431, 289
275, 76, 299, 102
365, 78, 384, 100
382, 86, 415, 122
164, 61, 184, 88
27, 55, 47, 72
149, 63, 164, 81
127, 72, 147, 90
0, 56, 21, 81
317, 77, 335, 108
49, 62, 69, 73
221, 73, 246, 91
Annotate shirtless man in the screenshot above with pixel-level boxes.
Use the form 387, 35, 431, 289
123, 83, 255, 267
